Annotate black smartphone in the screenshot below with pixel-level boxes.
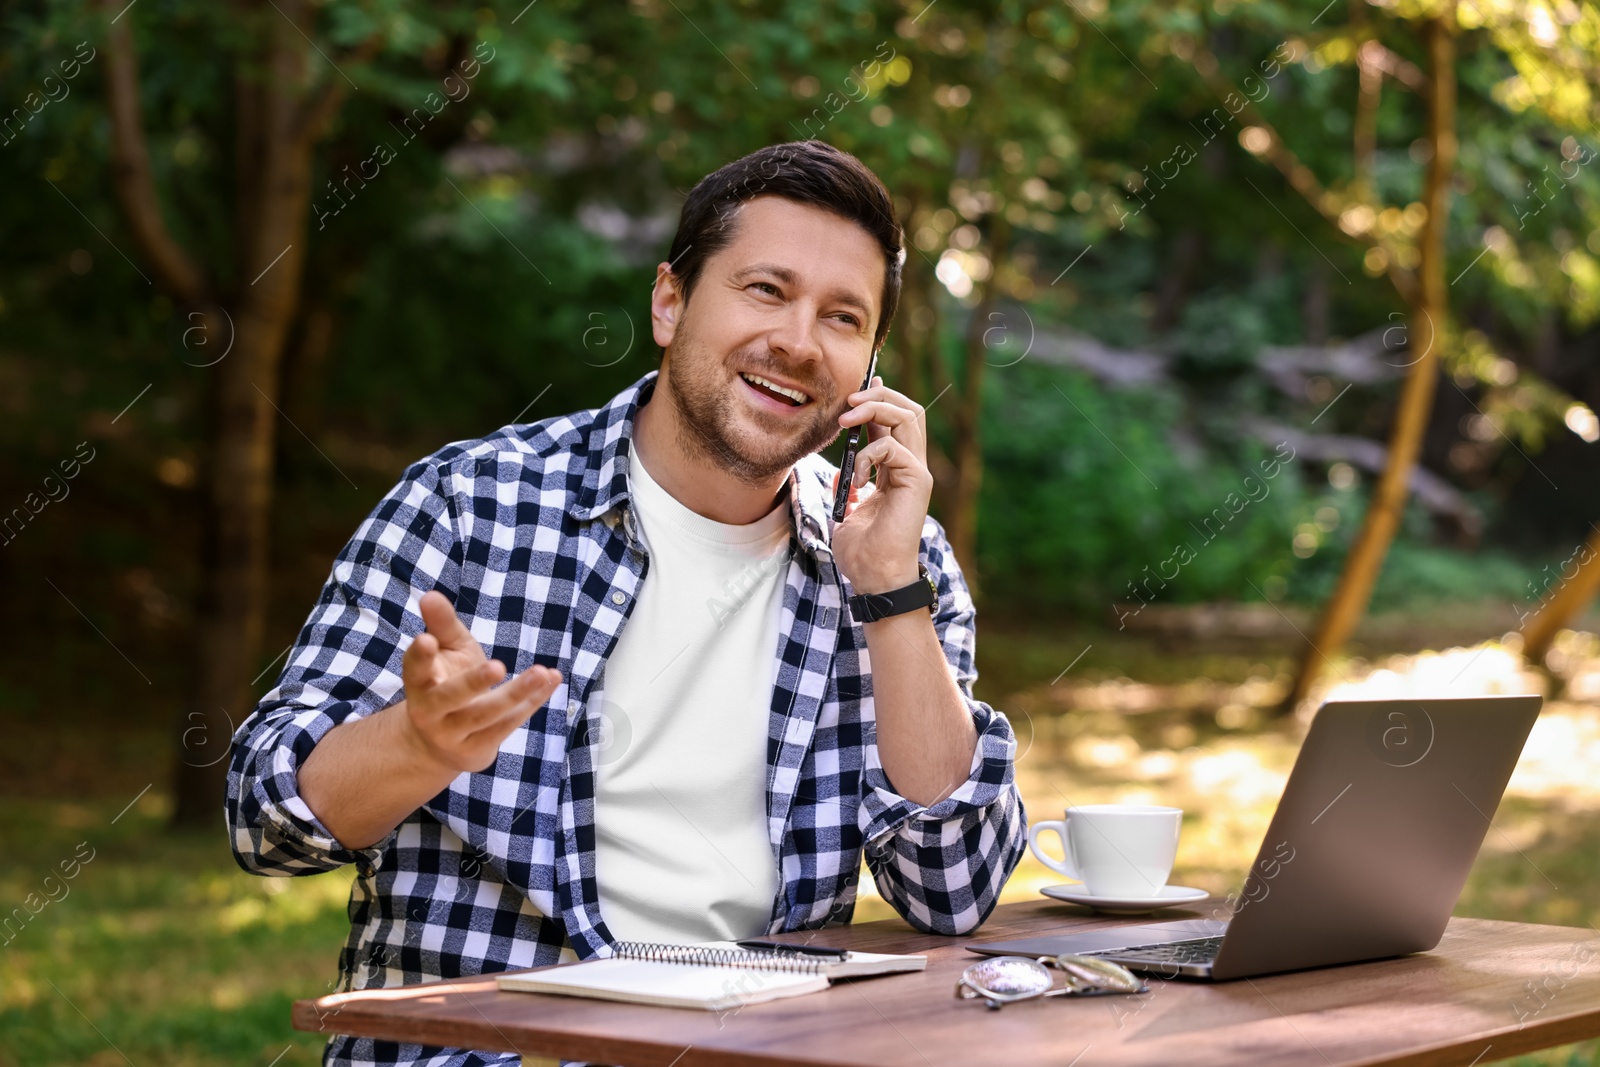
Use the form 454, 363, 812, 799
832, 352, 879, 523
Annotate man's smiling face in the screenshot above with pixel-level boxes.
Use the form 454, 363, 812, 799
650, 195, 885, 484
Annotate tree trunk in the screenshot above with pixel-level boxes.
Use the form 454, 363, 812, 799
280, 300, 338, 447
1302, 259, 1330, 345
173, 317, 288, 818
174, 249, 315, 821
1521, 525, 1600, 665
897, 242, 960, 513
945, 220, 1011, 593
1282, 16, 1456, 712
895, 233, 940, 405
173, 11, 322, 826
1151, 229, 1202, 335
101, 0, 369, 824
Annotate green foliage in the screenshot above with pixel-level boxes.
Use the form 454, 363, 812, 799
976, 361, 1307, 613
1287, 485, 1564, 613
1319, 532, 1530, 611
0, 0, 1589, 665
975, 357, 1553, 617
329, 206, 645, 451
3, 0, 1594, 527
1172, 293, 1271, 374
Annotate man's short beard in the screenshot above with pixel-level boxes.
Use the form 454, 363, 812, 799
663, 337, 843, 486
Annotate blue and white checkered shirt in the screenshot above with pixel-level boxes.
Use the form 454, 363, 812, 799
227, 372, 1025, 1067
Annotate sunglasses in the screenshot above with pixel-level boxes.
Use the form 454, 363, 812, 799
955, 954, 1149, 1010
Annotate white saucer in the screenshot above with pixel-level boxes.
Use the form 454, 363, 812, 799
1040, 883, 1211, 915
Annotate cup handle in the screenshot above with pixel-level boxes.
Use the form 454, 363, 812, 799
1028, 819, 1081, 881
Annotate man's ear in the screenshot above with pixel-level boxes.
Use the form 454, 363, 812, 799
650, 263, 682, 349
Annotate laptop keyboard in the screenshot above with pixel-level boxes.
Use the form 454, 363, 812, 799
1087, 935, 1225, 965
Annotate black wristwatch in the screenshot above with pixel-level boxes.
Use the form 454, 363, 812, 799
847, 564, 937, 624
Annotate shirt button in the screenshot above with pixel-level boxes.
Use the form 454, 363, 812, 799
611, 591, 626, 605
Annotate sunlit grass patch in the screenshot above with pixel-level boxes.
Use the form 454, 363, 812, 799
0, 798, 353, 1067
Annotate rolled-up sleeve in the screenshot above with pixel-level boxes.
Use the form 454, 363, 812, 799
226, 458, 463, 877
859, 517, 1026, 935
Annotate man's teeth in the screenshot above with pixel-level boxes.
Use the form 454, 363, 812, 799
740, 373, 809, 405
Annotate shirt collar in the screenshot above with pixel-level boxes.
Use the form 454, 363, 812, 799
572, 370, 835, 555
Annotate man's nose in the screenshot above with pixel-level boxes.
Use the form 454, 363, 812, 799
766, 301, 825, 365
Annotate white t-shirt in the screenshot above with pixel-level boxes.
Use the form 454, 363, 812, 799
591, 445, 791, 944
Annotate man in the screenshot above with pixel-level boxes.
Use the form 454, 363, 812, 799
227, 140, 1025, 1067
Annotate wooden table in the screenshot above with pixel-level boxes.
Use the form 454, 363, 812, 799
292, 900, 1600, 1066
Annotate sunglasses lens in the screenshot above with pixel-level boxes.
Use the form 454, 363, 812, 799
963, 957, 1054, 998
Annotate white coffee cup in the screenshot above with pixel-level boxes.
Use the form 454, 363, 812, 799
1028, 804, 1182, 898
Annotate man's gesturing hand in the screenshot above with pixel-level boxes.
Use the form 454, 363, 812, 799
398, 590, 563, 773
298, 590, 564, 849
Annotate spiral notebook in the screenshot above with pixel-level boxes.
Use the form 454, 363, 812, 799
496, 941, 926, 1011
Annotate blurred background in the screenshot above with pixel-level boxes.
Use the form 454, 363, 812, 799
3, 0, 1599, 1063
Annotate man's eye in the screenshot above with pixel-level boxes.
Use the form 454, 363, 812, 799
834, 313, 861, 327
750, 282, 780, 296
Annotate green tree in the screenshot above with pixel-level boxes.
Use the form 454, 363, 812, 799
1147, 0, 1599, 705
19, 0, 606, 822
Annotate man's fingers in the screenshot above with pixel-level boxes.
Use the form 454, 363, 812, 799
842, 380, 924, 418
838, 386, 927, 456
461, 696, 549, 749
851, 437, 918, 488
450, 665, 562, 737
415, 657, 506, 713
458, 669, 560, 743
840, 401, 923, 452
419, 590, 482, 653
837, 398, 920, 431
402, 632, 440, 688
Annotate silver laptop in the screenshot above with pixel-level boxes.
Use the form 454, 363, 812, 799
968, 695, 1542, 980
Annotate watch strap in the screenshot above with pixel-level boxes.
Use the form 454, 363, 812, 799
847, 565, 937, 624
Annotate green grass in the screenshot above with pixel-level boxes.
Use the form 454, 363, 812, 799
0, 796, 354, 1067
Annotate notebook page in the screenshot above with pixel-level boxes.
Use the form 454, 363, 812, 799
497, 958, 828, 1011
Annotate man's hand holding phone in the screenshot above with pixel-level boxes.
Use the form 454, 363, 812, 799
829, 371, 934, 596
827, 367, 976, 806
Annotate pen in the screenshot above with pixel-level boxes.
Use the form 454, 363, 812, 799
832, 352, 879, 523
735, 939, 850, 959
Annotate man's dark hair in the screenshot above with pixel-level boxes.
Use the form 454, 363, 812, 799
664, 141, 904, 352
